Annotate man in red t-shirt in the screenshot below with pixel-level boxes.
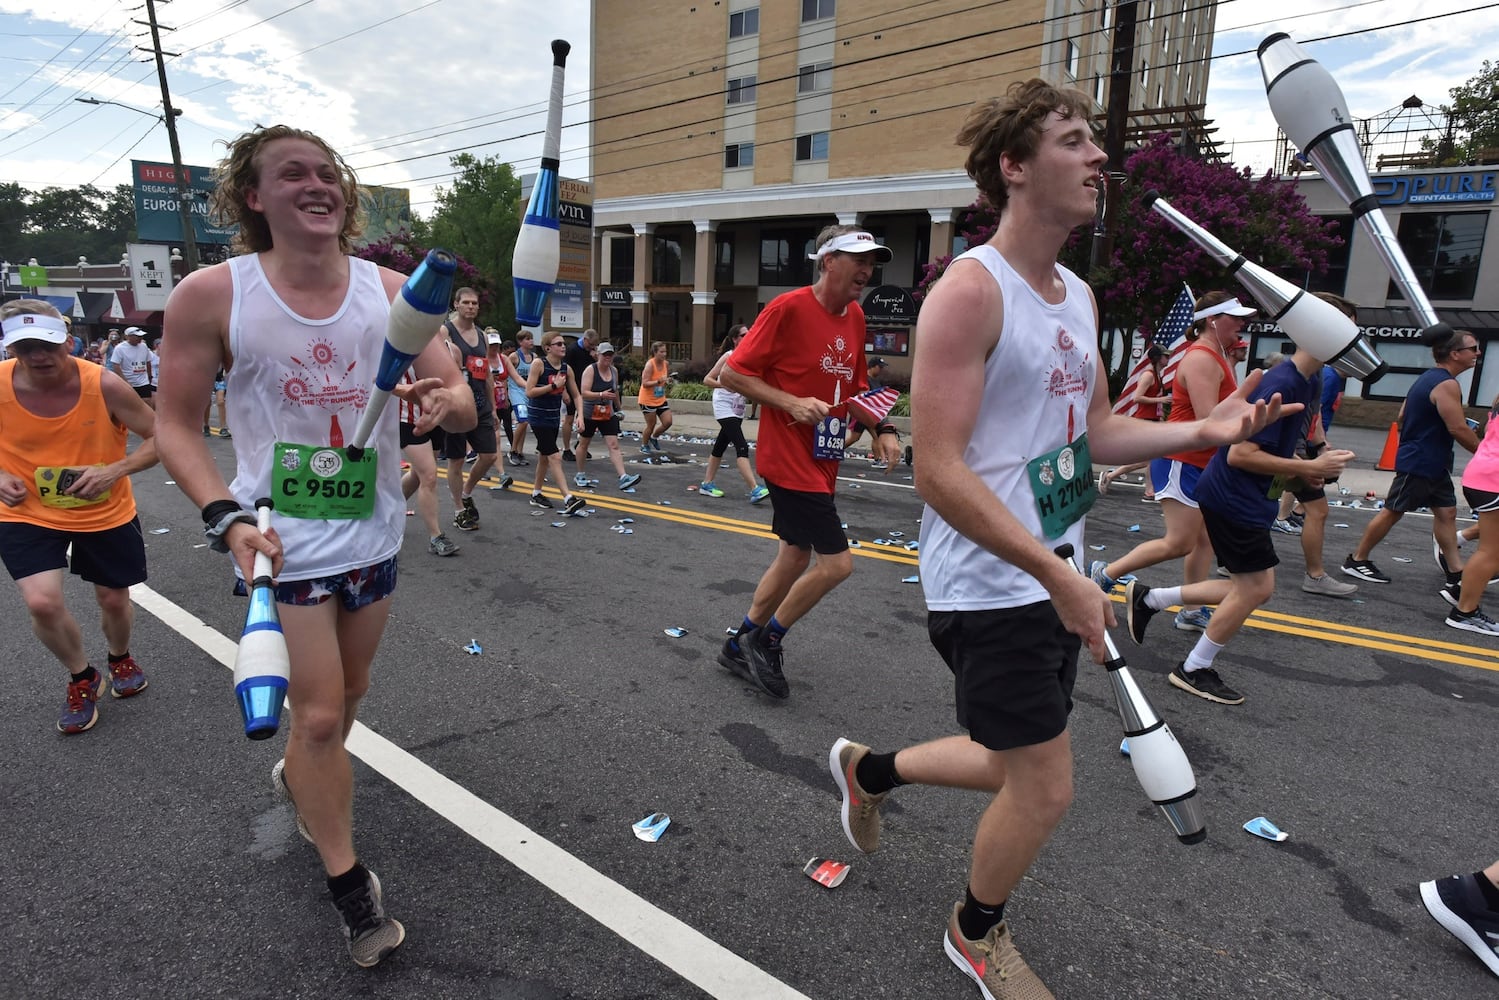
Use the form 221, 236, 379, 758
719, 226, 902, 699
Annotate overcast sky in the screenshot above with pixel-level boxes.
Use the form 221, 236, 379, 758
0, 0, 1496, 224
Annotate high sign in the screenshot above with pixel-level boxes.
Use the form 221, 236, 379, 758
131, 160, 237, 245
127, 243, 175, 311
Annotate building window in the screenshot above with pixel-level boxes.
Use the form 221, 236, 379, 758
795, 131, 830, 162
716, 234, 735, 285
1094, 74, 1105, 105
798, 61, 832, 94
1140, 60, 1148, 88
610, 237, 634, 286
1065, 40, 1079, 78
760, 227, 817, 286
724, 142, 754, 169
1388, 211, 1488, 301
1101, 1, 1111, 30
729, 8, 758, 38
727, 75, 756, 105
654, 236, 683, 286
801, 0, 835, 22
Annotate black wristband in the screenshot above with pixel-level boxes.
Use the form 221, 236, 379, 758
201, 498, 244, 526
875, 423, 899, 439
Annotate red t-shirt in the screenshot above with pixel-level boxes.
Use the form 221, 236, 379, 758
729, 286, 870, 493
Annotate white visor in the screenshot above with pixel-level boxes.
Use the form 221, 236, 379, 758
1193, 298, 1257, 322
2, 312, 70, 348
808, 231, 893, 263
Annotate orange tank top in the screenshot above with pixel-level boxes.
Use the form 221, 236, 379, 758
638, 357, 669, 407
0, 358, 137, 531
1165, 342, 1237, 469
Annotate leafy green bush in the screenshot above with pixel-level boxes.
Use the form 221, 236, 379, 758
891, 393, 910, 417
669, 382, 713, 401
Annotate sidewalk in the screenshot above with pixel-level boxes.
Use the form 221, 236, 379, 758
648, 400, 1468, 503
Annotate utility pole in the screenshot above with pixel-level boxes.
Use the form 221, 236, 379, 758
138, 0, 199, 273
1089, 0, 1139, 277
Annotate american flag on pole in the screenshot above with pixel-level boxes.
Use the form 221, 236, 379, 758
1114, 284, 1194, 417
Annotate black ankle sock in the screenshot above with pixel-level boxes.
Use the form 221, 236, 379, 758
1476, 871, 1499, 911
855, 751, 905, 796
327, 862, 368, 897
958, 886, 1006, 941
107, 651, 129, 664
70, 665, 98, 684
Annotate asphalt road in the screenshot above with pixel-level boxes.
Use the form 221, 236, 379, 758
3, 432, 1495, 1000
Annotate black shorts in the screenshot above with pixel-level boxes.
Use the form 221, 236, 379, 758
400, 421, 436, 448
0, 516, 148, 589
1200, 504, 1279, 574
579, 417, 620, 439
442, 414, 497, 461
1387, 471, 1456, 512
1464, 485, 1499, 514
565, 398, 578, 417
1289, 480, 1326, 504
532, 425, 561, 455
766, 482, 846, 554
928, 603, 1080, 751
132, 385, 153, 399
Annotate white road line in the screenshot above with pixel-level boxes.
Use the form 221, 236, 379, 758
836, 473, 916, 491
129, 582, 813, 1000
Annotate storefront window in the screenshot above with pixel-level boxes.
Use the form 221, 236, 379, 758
1388, 211, 1487, 301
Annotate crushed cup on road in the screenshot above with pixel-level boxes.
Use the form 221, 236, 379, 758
664, 627, 688, 638
803, 857, 850, 889
464, 640, 482, 655
1243, 816, 1288, 842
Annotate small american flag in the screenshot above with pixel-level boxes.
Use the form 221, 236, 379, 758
1114, 284, 1194, 417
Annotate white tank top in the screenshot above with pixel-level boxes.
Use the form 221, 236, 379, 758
919, 245, 1097, 611
711, 348, 747, 419
225, 254, 404, 581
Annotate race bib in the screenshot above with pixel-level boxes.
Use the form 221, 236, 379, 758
464, 354, 488, 382
813, 414, 846, 462
590, 402, 614, 422
652, 384, 665, 399
1025, 434, 1096, 539
271, 442, 377, 520
34, 466, 108, 509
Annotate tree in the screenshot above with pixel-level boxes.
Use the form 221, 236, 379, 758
917, 136, 1339, 394
0, 182, 137, 267
426, 153, 522, 329
1438, 60, 1499, 165
355, 230, 493, 312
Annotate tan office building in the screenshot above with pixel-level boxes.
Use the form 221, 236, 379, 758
588, 0, 1217, 366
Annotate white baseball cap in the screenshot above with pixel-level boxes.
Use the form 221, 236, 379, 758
124, 326, 145, 338
808, 231, 893, 263
597, 342, 616, 354
2, 312, 70, 349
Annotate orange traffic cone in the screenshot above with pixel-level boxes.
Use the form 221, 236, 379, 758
1375, 421, 1399, 472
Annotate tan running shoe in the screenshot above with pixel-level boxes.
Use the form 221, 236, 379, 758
331, 868, 406, 968
943, 902, 1056, 1000
829, 737, 889, 854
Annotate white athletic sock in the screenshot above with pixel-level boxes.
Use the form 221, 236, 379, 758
1146, 586, 1183, 611
1183, 635, 1225, 673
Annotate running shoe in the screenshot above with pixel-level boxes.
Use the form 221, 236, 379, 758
428, 534, 460, 557
618, 473, 641, 490
562, 449, 575, 463
1441, 581, 1462, 609
106, 655, 148, 698
1446, 606, 1499, 635
1124, 579, 1156, 644
716, 637, 752, 681
270, 758, 314, 843
57, 669, 104, 734
574, 472, 590, 488
748, 485, 770, 505
699, 482, 725, 498
1173, 607, 1214, 632
1088, 559, 1117, 593
1271, 518, 1301, 535
461, 495, 479, 521
202, 425, 211, 437
497, 473, 513, 491
1168, 663, 1244, 705
562, 494, 586, 515
1419, 873, 1499, 978
529, 493, 553, 509
738, 627, 789, 699
1302, 573, 1357, 597
331, 868, 406, 968
829, 738, 888, 854
219, 428, 232, 439
1434, 536, 1452, 576
452, 508, 478, 532
943, 902, 1055, 1000
1341, 555, 1391, 583
640, 444, 653, 455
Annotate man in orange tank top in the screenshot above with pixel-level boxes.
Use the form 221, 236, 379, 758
0, 299, 158, 735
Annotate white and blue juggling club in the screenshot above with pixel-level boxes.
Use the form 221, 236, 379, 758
512, 38, 570, 329
346, 247, 457, 460
233, 499, 290, 740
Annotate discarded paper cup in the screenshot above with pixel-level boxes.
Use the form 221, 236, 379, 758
633, 812, 670, 842
803, 856, 850, 888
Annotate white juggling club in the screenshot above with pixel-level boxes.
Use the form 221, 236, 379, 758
1057, 544, 1206, 844
1259, 33, 1452, 343
346, 248, 457, 460
512, 39, 570, 329
1143, 192, 1388, 382
233, 499, 290, 740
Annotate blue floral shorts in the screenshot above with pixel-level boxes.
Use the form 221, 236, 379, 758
234, 556, 398, 612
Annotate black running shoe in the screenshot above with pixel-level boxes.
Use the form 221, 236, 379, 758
1341, 556, 1391, 583
529, 493, 552, 509
738, 626, 789, 699
1420, 873, 1499, 978
1168, 663, 1245, 705
562, 494, 586, 515
716, 638, 752, 681
1125, 579, 1157, 645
